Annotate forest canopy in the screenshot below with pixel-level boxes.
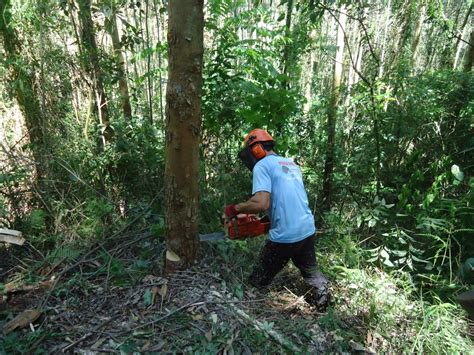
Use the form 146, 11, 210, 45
0, 0, 473, 352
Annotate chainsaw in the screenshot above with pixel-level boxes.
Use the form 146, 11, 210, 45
199, 214, 270, 242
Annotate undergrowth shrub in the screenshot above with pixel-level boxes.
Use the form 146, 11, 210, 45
327, 266, 472, 353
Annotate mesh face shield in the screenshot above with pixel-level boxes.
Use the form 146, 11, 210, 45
238, 146, 259, 171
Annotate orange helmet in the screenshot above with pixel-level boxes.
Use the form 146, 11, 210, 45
243, 128, 274, 148
239, 129, 274, 170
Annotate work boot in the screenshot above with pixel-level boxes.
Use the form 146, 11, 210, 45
303, 284, 330, 311
304, 271, 330, 312
315, 284, 330, 311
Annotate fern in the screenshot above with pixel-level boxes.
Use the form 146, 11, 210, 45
46, 246, 81, 263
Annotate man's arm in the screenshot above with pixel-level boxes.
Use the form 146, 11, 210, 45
236, 191, 270, 214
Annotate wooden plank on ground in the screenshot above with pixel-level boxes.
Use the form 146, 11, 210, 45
0, 228, 22, 237
0, 229, 25, 245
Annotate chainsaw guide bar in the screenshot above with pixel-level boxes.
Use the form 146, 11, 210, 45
199, 232, 226, 242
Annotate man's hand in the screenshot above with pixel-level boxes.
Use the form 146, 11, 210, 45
225, 204, 238, 219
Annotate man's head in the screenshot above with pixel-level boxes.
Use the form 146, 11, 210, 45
239, 128, 274, 171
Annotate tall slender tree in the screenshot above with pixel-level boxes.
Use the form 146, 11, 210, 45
321, 5, 347, 212
145, 0, 153, 124
410, 3, 425, 68
453, 2, 473, 69
106, 6, 132, 120
76, 0, 112, 149
463, 30, 474, 72
0, 0, 45, 181
153, 0, 165, 123
164, 0, 204, 273
281, 0, 294, 88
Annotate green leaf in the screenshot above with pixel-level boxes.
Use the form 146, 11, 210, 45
391, 250, 407, 257
451, 164, 464, 181
382, 258, 394, 267
424, 262, 434, 271
143, 289, 152, 306
380, 248, 390, 260
411, 255, 430, 264
234, 283, 244, 300
425, 193, 435, 204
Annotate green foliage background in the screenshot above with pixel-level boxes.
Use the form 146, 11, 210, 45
0, 0, 473, 352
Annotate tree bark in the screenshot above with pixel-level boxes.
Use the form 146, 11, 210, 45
389, 0, 413, 71
410, 4, 425, 69
164, 0, 204, 273
463, 29, 474, 72
0, 0, 45, 181
321, 6, 347, 212
277, 0, 293, 137
153, 0, 165, 123
76, 0, 112, 149
347, 23, 361, 90
145, 0, 153, 124
108, 10, 132, 120
453, 2, 473, 69
378, 0, 391, 78
303, 31, 316, 114
281, 0, 294, 88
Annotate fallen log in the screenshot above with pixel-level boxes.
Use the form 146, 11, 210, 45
2, 309, 42, 335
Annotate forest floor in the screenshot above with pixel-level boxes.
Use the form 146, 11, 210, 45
0, 228, 472, 353
1, 267, 333, 353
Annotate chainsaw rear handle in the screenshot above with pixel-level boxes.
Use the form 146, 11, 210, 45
232, 218, 240, 238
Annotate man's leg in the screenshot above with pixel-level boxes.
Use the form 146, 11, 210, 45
249, 240, 291, 288
291, 235, 330, 309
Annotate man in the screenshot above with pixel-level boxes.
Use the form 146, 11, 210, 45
224, 128, 329, 310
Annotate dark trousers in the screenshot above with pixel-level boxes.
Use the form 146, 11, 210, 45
249, 234, 327, 290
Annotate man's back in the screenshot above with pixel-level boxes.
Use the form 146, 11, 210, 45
252, 155, 315, 243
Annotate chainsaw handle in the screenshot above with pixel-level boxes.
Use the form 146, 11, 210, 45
226, 214, 270, 240
232, 218, 240, 238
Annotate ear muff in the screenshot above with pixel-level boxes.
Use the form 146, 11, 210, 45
251, 143, 266, 159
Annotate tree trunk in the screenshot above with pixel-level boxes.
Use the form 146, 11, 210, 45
410, 4, 425, 69
463, 30, 474, 72
153, 0, 165, 123
76, 0, 112, 149
303, 31, 316, 114
389, 0, 412, 71
108, 11, 132, 120
347, 24, 361, 90
0, 0, 45, 181
281, 0, 294, 88
145, 0, 153, 124
277, 0, 293, 137
377, 0, 391, 78
321, 6, 347, 212
453, 2, 473, 69
164, 0, 204, 273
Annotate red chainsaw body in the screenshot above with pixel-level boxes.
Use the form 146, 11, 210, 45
226, 214, 270, 240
